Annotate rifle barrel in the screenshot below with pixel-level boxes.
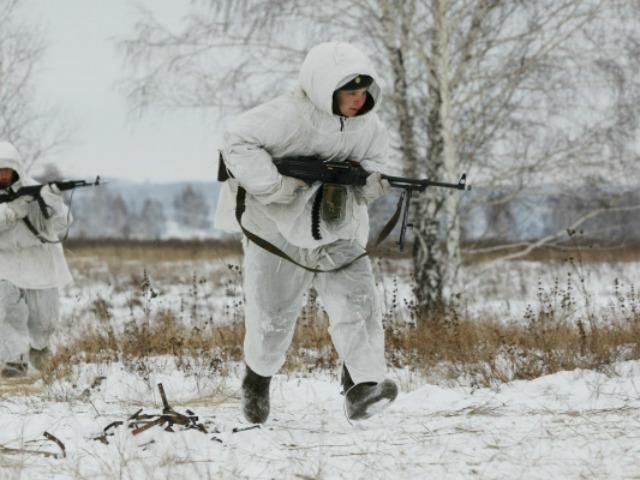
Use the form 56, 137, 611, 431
383, 173, 469, 191
0, 177, 101, 205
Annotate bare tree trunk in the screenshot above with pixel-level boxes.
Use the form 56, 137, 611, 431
438, 0, 463, 308
413, 0, 461, 314
379, 0, 419, 173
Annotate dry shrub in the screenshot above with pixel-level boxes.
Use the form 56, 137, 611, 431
43, 311, 245, 383
44, 290, 640, 388
45, 290, 339, 382
47, 240, 640, 388
385, 303, 640, 387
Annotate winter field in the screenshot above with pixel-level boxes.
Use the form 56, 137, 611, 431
1, 240, 640, 480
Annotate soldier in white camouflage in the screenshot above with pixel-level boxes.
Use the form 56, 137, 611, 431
215, 42, 398, 422
0, 141, 73, 378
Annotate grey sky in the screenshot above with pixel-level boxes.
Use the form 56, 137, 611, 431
32, 0, 221, 183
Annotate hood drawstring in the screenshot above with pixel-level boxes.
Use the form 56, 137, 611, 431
339, 117, 345, 132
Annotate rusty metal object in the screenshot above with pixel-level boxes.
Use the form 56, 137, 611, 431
93, 383, 208, 444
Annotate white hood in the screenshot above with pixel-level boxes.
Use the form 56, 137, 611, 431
298, 42, 382, 116
0, 141, 29, 191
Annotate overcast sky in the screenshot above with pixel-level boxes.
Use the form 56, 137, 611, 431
32, 0, 221, 184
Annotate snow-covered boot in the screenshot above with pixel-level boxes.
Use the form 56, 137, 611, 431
241, 365, 271, 424
345, 378, 398, 421
1, 360, 28, 378
29, 347, 51, 372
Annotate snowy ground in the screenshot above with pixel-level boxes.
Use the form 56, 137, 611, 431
1, 360, 640, 479
1, 253, 640, 479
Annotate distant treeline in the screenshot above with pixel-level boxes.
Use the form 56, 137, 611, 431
67, 181, 640, 245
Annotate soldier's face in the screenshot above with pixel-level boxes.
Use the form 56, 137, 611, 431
336, 88, 368, 117
0, 168, 16, 188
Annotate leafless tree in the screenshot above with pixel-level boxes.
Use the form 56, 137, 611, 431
0, 0, 68, 171
134, 198, 167, 240
69, 187, 131, 238
118, 0, 638, 316
173, 185, 211, 230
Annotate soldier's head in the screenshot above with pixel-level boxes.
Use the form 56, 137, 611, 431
0, 168, 18, 188
299, 42, 381, 117
0, 142, 21, 188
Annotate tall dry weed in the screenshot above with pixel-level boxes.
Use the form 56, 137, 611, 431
46, 239, 640, 388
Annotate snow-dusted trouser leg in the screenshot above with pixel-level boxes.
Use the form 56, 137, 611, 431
242, 233, 314, 378
0, 280, 30, 362
24, 288, 59, 350
313, 240, 386, 385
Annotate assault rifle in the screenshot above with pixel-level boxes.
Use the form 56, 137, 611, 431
272, 157, 470, 250
0, 176, 102, 218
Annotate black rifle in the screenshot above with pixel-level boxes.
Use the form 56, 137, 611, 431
0, 176, 102, 218
272, 157, 470, 250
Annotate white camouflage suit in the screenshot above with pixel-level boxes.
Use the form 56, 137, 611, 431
215, 42, 392, 385
0, 141, 73, 365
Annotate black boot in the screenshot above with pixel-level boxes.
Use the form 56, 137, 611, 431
29, 347, 51, 372
344, 374, 398, 421
241, 365, 272, 424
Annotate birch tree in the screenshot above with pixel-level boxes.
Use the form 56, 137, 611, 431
119, 0, 632, 316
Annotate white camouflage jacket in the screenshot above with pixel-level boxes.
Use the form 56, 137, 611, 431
0, 143, 73, 289
214, 41, 390, 249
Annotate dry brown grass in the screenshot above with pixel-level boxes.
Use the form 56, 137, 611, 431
64, 238, 242, 262
385, 309, 640, 385
43, 296, 640, 388
43, 310, 244, 383
44, 239, 640, 388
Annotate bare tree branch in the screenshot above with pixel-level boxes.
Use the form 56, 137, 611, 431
0, 0, 69, 171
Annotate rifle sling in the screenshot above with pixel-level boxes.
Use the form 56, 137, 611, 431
21, 202, 71, 245
22, 218, 48, 244
235, 186, 403, 273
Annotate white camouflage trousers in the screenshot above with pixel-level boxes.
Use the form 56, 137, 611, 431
242, 234, 386, 385
0, 280, 59, 363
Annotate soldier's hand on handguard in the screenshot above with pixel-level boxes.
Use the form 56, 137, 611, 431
6, 195, 34, 221
36, 184, 73, 237
358, 172, 391, 203
255, 176, 309, 205
39, 184, 67, 216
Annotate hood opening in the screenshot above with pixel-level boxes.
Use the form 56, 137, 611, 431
298, 42, 382, 116
331, 91, 375, 117
0, 170, 19, 189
